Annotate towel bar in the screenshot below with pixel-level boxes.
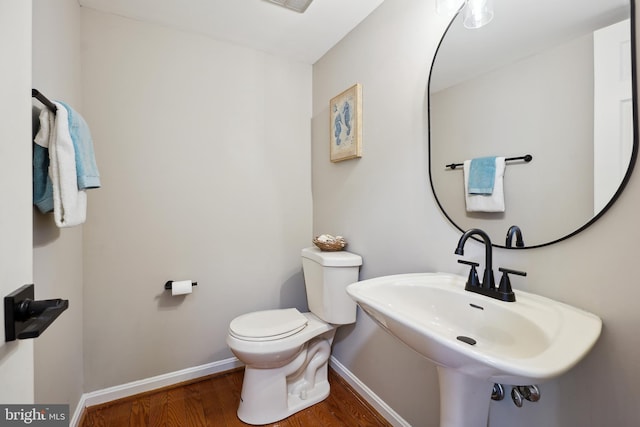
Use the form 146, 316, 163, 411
32, 88, 57, 114
446, 154, 532, 170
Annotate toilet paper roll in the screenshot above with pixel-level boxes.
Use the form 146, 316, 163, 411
171, 280, 193, 296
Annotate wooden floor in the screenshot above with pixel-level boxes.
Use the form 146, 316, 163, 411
80, 368, 393, 427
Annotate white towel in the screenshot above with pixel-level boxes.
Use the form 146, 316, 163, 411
463, 157, 505, 212
35, 103, 87, 227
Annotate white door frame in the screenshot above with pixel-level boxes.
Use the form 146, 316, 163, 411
0, 0, 35, 404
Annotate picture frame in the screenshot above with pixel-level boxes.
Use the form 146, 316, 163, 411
329, 83, 362, 162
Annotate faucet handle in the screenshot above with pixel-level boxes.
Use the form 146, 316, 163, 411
458, 259, 480, 288
497, 267, 526, 302
499, 267, 527, 277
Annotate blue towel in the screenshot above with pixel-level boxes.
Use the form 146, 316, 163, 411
468, 156, 497, 195
58, 101, 101, 190
33, 143, 54, 213
32, 107, 54, 213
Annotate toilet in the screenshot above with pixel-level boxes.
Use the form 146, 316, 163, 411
226, 246, 362, 425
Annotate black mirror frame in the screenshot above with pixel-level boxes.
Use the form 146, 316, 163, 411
427, 0, 639, 249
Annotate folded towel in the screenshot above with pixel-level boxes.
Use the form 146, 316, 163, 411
35, 104, 87, 227
468, 156, 496, 194
464, 157, 506, 212
57, 101, 100, 190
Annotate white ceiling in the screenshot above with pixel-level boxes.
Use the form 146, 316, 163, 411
78, 0, 385, 64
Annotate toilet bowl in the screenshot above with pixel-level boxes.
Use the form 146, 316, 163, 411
226, 247, 362, 425
227, 310, 337, 425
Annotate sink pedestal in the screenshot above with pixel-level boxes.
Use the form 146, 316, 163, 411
437, 367, 493, 427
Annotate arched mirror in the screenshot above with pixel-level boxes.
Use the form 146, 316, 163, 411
429, 0, 638, 248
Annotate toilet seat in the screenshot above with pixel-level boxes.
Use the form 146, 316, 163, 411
229, 308, 308, 342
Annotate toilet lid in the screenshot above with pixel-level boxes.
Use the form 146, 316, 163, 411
229, 308, 308, 341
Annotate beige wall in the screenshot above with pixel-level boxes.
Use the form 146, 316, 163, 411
32, 0, 85, 411
79, 9, 313, 391
315, 0, 640, 426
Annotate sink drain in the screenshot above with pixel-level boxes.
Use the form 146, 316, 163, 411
456, 336, 477, 345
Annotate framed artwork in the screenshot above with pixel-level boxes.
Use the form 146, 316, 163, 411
329, 83, 362, 162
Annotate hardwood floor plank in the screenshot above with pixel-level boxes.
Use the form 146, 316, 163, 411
166, 386, 188, 427
130, 397, 150, 426
81, 367, 392, 427
184, 383, 208, 427
105, 401, 133, 426
82, 408, 101, 427
148, 391, 168, 427
325, 371, 390, 426
197, 378, 226, 427
294, 404, 339, 427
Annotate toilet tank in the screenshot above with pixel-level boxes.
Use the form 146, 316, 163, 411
301, 247, 362, 325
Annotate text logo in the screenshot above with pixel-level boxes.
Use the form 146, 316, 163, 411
0, 405, 68, 426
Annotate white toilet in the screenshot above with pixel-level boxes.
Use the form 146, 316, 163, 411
226, 246, 362, 425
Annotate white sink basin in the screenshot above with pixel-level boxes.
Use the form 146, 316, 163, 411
346, 273, 602, 427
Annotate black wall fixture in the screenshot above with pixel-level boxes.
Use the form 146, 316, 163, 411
4, 284, 69, 341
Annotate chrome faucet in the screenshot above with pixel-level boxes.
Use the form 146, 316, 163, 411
455, 228, 522, 302
455, 228, 495, 290
506, 225, 525, 248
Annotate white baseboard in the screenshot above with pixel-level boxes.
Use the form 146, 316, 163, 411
70, 356, 408, 427
329, 356, 411, 427
69, 357, 243, 427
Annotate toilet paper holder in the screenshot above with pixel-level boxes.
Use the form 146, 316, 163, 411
164, 280, 198, 290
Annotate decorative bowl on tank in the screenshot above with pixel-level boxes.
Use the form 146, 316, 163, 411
313, 234, 347, 251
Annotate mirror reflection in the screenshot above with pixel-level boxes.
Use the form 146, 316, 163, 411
429, 0, 637, 248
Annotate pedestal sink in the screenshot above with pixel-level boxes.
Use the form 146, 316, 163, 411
346, 273, 602, 427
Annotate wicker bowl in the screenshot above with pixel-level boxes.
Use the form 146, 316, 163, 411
313, 236, 347, 252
